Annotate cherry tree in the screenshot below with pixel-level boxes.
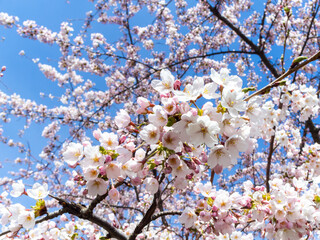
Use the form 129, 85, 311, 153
0, 0, 320, 239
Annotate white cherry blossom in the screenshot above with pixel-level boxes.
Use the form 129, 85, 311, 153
186, 115, 220, 147
26, 183, 48, 199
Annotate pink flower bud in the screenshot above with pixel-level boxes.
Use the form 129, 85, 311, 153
179, 102, 190, 114
105, 155, 112, 164
93, 129, 102, 140
82, 141, 91, 147
173, 80, 181, 90
192, 157, 201, 165
193, 165, 200, 174
1, 66, 6, 72
164, 166, 172, 174
183, 143, 192, 152
99, 166, 106, 175
186, 173, 193, 180
79, 180, 86, 186
108, 188, 120, 202
60, 215, 68, 221
286, 221, 294, 229
190, 108, 198, 116
74, 175, 80, 181
214, 164, 223, 174
160, 93, 171, 98
212, 205, 219, 212
185, 160, 196, 170
119, 135, 126, 144
200, 152, 208, 163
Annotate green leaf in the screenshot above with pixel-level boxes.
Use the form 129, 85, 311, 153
242, 87, 256, 93
292, 56, 308, 64
71, 233, 79, 240
283, 6, 291, 16
166, 116, 176, 127
207, 197, 214, 207
216, 103, 226, 114
111, 152, 119, 160
99, 146, 108, 155
147, 160, 157, 170
32, 199, 47, 218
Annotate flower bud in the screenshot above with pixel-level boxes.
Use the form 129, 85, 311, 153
93, 129, 102, 141
119, 135, 126, 144
105, 155, 112, 164
109, 188, 120, 202
99, 166, 106, 175
173, 80, 181, 90
214, 164, 223, 174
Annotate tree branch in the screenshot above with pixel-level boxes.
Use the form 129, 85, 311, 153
87, 181, 123, 213
306, 118, 320, 144
151, 211, 182, 221
49, 194, 128, 240
292, 0, 320, 83
0, 208, 67, 237
128, 174, 165, 240
128, 191, 159, 240
205, 0, 280, 78
244, 50, 320, 101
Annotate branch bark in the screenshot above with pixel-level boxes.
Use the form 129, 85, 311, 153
306, 118, 320, 144
128, 191, 159, 240
205, 0, 280, 78
49, 194, 128, 240
244, 50, 320, 101
0, 208, 67, 237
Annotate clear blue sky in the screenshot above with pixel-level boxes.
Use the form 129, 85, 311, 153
0, 0, 98, 188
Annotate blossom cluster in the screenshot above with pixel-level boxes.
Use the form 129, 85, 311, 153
0, 0, 320, 239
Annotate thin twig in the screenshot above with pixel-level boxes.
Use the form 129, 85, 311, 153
0, 208, 67, 237
244, 50, 320, 101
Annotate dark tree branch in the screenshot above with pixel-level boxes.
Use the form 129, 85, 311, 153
168, 50, 257, 69
87, 182, 123, 213
49, 194, 128, 240
306, 118, 320, 144
292, 0, 320, 83
108, 204, 144, 214
258, 0, 271, 50
128, 191, 159, 240
128, 174, 165, 240
265, 133, 276, 193
157, 192, 169, 226
205, 0, 280, 78
151, 211, 182, 221
0, 208, 67, 237
244, 50, 320, 101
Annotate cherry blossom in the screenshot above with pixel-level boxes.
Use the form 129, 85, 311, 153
26, 183, 48, 200
0, 0, 320, 239
10, 180, 25, 198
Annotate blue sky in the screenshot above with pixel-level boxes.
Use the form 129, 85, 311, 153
0, 1, 97, 187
